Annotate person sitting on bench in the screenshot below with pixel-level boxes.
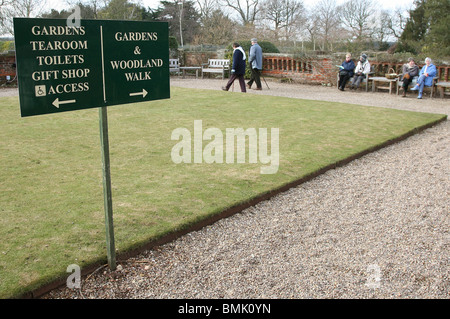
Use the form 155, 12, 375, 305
349, 54, 370, 90
411, 57, 437, 99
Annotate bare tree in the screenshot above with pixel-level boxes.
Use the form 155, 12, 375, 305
339, 0, 376, 41
0, 0, 13, 29
261, 0, 304, 41
304, 12, 320, 50
1, 0, 46, 35
178, 0, 184, 47
195, 9, 236, 44
372, 10, 391, 48
196, 0, 218, 19
283, 0, 305, 41
222, 0, 260, 25
314, 0, 341, 51
385, 7, 409, 40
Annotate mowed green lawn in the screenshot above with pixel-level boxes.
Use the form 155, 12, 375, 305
0, 86, 446, 298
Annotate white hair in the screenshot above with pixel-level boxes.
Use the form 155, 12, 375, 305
425, 57, 432, 63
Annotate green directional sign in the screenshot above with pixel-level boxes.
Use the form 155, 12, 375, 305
14, 18, 170, 270
13, 18, 170, 117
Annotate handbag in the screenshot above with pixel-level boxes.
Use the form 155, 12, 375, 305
403, 73, 410, 80
339, 69, 349, 76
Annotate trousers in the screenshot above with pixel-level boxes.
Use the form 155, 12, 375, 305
225, 74, 246, 92
415, 75, 429, 93
247, 68, 262, 89
351, 74, 365, 88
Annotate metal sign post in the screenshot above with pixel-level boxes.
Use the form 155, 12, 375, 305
99, 106, 116, 270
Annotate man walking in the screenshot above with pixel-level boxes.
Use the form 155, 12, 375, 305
222, 43, 247, 92
247, 38, 262, 90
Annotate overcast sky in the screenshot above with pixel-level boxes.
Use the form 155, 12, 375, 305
45, 0, 416, 13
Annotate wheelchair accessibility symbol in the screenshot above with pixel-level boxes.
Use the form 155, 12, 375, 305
35, 85, 46, 97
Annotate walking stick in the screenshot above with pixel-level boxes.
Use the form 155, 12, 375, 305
261, 72, 270, 90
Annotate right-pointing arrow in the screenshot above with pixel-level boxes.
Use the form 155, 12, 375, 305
129, 89, 148, 98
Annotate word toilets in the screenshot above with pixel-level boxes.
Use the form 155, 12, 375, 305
171, 120, 279, 174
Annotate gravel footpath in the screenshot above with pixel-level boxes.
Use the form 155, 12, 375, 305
15, 78, 447, 299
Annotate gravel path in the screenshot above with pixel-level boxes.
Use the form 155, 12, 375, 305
23, 78, 448, 299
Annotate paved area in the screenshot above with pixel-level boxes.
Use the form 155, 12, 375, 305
23, 78, 448, 299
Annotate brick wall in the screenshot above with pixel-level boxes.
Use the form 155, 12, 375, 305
0, 52, 16, 84
262, 54, 337, 85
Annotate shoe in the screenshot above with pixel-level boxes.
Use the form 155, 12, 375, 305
339, 87, 344, 91
254, 87, 262, 91
221, 86, 228, 91
417, 93, 422, 99
402, 89, 406, 97
246, 84, 251, 89
410, 85, 419, 91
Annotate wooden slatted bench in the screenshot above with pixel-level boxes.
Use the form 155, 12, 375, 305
336, 67, 374, 92
369, 76, 397, 94
169, 59, 180, 75
201, 59, 230, 79
436, 81, 450, 98
397, 76, 438, 98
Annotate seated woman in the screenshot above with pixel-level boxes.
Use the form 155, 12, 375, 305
338, 53, 355, 91
411, 57, 437, 99
400, 57, 419, 97
350, 54, 370, 90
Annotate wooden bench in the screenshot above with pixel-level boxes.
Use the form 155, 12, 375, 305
436, 81, 450, 98
337, 67, 374, 92
169, 59, 180, 75
397, 76, 438, 98
369, 76, 397, 94
201, 59, 230, 79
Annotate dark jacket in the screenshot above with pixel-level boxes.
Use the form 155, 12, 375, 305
232, 47, 246, 75
341, 60, 356, 77
402, 63, 419, 80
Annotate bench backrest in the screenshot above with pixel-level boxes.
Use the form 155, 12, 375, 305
169, 59, 179, 69
208, 59, 229, 69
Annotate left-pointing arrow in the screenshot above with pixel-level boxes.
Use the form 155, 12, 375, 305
53, 98, 76, 108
